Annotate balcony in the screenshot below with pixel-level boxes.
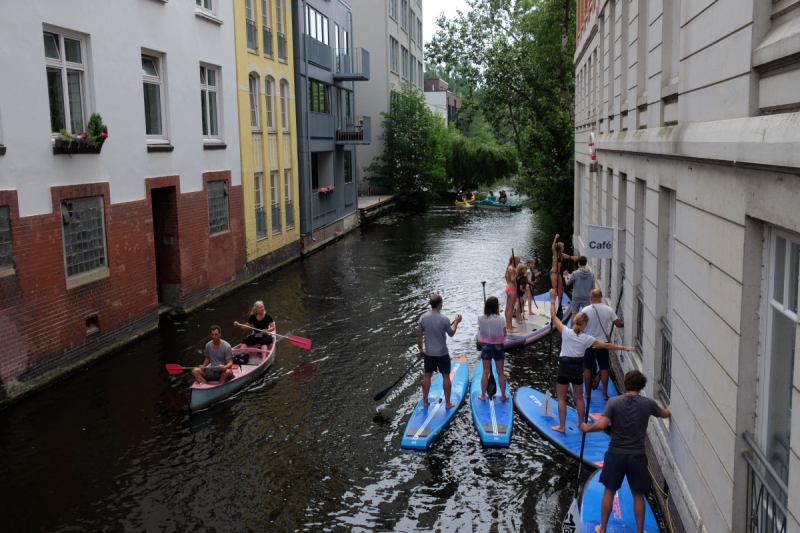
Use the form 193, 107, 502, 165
305, 34, 332, 70
334, 48, 370, 81
285, 201, 294, 228
278, 32, 287, 61
246, 20, 258, 52
271, 203, 281, 234
743, 431, 788, 533
255, 207, 267, 239
336, 116, 371, 145
263, 26, 273, 57
309, 112, 335, 139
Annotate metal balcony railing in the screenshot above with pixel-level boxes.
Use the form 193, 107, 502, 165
255, 207, 267, 239
334, 48, 370, 81
309, 112, 335, 139
635, 284, 644, 354
743, 431, 788, 533
246, 20, 258, 52
658, 317, 672, 405
271, 204, 281, 234
278, 32, 287, 61
336, 116, 371, 145
305, 34, 332, 70
285, 201, 294, 228
263, 26, 273, 57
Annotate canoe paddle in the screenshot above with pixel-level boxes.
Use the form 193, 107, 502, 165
165, 364, 239, 375
236, 323, 312, 349
562, 377, 593, 532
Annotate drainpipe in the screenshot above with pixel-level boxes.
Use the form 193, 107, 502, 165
301, 0, 315, 241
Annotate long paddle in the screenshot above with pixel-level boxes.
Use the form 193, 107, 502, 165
166, 364, 239, 375
562, 376, 593, 532
235, 323, 312, 349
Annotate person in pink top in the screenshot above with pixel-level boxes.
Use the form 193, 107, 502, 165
477, 296, 509, 401
504, 254, 522, 333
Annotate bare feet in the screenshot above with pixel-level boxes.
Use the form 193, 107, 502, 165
508, 327, 520, 333
446, 402, 456, 408
551, 425, 566, 433
477, 395, 486, 401
604, 395, 610, 401
501, 396, 509, 402
583, 392, 590, 399
423, 401, 430, 408
595, 526, 604, 533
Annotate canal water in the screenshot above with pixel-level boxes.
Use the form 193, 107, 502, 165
1, 196, 588, 532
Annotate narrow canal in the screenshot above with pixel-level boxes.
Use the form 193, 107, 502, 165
1, 195, 584, 532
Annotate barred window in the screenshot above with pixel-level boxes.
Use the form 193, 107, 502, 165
0, 206, 13, 271
207, 180, 230, 235
61, 197, 107, 277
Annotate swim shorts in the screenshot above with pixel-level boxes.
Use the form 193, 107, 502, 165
424, 353, 451, 375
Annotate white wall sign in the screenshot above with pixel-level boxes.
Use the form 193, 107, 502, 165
587, 225, 614, 258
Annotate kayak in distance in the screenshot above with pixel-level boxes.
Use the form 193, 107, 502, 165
476, 292, 572, 351
190, 341, 276, 411
401, 356, 469, 450
455, 196, 475, 207
515, 386, 609, 470
474, 199, 522, 211
470, 359, 513, 446
580, 469, 660, 532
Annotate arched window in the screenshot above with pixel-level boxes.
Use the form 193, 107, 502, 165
280, 80, 289, 132
248, 74, 260, 130
265, 77, 275, 131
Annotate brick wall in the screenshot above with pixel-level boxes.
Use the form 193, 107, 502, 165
300, 212, 358, 255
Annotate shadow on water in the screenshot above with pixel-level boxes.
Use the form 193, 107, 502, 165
0, 191, 590, 532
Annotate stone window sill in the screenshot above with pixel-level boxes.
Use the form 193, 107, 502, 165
0, 267, 15, 278
147, 144, 174, 153
204, 142, 227, 150
66, 266, 110, 290
195, 9, 223, 25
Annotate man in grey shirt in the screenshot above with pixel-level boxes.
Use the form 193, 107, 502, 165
563, 256, 595, 316
580, 370, 670, 533
192, 325, 234, 384
417, 294, 462, 408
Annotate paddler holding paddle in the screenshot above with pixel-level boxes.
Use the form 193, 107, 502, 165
191, 325, 234, 385
417, 294, 462, 408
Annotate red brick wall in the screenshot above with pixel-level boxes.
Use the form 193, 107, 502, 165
424, 79, 448, 92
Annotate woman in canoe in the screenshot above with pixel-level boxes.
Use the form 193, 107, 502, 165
477, 296, 508, 401
233, 300, 275, 362
548, 288, 635, 433
504, 254, 522, 333
550, 234, 578, 313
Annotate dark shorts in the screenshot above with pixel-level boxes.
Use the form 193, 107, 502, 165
599, 452, 650, 494
583, 347, 610, 371
480, 343, 505, 361
203, 367, 224, 381
424, 353, 451, 375
571, 300, 589, 315
557, 358, 583, 385
242, 334, 273, 347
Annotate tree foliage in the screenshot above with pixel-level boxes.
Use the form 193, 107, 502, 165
446, 126, 518, 192
426, 0, 576, 224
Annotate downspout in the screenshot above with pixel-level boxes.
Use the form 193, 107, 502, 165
301, 0, 315, 241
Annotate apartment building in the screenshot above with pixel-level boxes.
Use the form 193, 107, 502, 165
0, 0, 242, 403
350, 0, 425, 194
573, 0, 800, 530
291, 0, 371, 252
234, 0, 302, 270
423, 78, 461, 127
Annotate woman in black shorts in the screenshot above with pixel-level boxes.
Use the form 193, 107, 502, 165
233, 301, 275, 363
547, 289, 634, 433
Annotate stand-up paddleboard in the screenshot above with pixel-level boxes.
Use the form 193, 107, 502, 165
580, 469, 660, 532
584, 373, 619, 421
401, 356, 469, 450
515, 387, 609, 470
476, 293, 572, 350
470, 360, 513, 446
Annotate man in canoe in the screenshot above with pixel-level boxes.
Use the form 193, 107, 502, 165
582, 289, 625, 400
579, 370, 671, 533
417, 294, 462, 408
563, 256, 595, 316
191, 325, 234, 385
456, 190, 464, 202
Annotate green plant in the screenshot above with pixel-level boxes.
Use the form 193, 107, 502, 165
58, 113, 109, 149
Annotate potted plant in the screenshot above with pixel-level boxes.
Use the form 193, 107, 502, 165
54, 113, 109, 154
318, 185, 335, 194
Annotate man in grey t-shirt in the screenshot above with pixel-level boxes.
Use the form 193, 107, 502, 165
580, 370, 670, 533
563, 256, 595, 315
417, 294, 462, 408
192, 325, 234, 384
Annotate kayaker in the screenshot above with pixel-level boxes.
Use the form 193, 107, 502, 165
563, 255, 595, 316
550, 234, 577, 315
582, 289, 624, 401
525, 258, 542, 314
191, 325, 234, 384
505, 254, 522, 333
579, 370, 671, 533
233, 300, 275, 362
477, 296, 508, 401
456, 190, 464, 202
417, 294, 462, 408
548, 289, 635, 433
515, 262, 529, 322
464, 190, 472, 201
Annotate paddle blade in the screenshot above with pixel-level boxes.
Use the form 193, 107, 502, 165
561, 498, 580, 532
373, 388, 389, 401
540, 389, 554, 417
487, 371, 498, 398
287, 336, 312, 350
166, 364, 188, 375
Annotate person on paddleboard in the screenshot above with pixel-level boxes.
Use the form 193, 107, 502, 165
505, 254, 522, 334
550, 235, 577, 316
548, 289, 634, 433
582, 289, 624, 401
477, 296, 508, 402
232, 300, 275, 363
515, 262, 530, 323
579, 370, 671, 533
192, 325, 234, 385
417, 294, 462, 408
563, 256, 595, 317
525, 258, 542, 314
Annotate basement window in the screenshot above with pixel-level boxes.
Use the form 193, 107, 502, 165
207, 180, 230, 235
61, 197, 107, 277
0, 206, 13, 272
86, 315, 99, 336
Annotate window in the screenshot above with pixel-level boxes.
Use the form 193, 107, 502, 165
401, 0, 408, 30
254, 173, 264, 209
61, 197, 107, 278
418, 61, 423, 87
262, 0, 272, 56
389, 0, 397, 20
390, 90, 400, 111
44, 31, 86, 134
280, 81, 289, 131
418, 20, 422, 45
0, 206, 13, 272
410, 54, 416, 84
271, 172, 279, 208
284, 170, 294, 228
255, 173, 266, 239
142, 54, 166, 139
344, 151, 353, 184
265, 78, 275, 130
276, 0, 284, 34
200, 65, 219, 138
196, 0, 214, 15
245, 0, 258, 52
207, 180, 230, 235
309, 80, 330, 114
410, 12, 416, 42
402, 46, 408, 78
311, 153, 320, 189
306, 5, 328, 45
390, 38, 399, 73
249, 75, 260, 130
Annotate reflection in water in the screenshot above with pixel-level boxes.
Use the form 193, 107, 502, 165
0, 197, 590, 532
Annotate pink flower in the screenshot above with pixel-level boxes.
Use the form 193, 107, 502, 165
101, 132, 108, 138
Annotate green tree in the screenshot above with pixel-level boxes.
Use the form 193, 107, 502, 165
366, 81, 449, 207
446, 126, 518, 191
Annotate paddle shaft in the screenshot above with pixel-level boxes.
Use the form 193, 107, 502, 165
607, 272, 625, 341
575, 375, 593, 497
482, 281, 486, 303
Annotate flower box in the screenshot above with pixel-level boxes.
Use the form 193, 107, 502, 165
53, 138, 104, 155
318, 186, 335, 194
53, 112, 108, 156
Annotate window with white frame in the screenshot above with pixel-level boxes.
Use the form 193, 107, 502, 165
142, 54, 167, 139
44, 30, 87, 134
418, 61, 423, 87
390, 38, 399, 73
255, 173, 266, 238
200, 65, 220, 139
410, 54, 416, 84
270, 172, 278, 209
280, 81, 289, 131
284, 170, 292, 204
196, 0, 215, 15
245, 0, 258, 52
0, 206, 13, 272
389, 0, 397, 19
401, 0, 408, 30
262, 0, 271, 57
306, 5, 329, 45
249, 75, 260, 130
61, 197, 107, 278
417, 20, 422, 45
402, 46, 408, 78
410, 12, 416, 42
265, 78, 275, 131
276, 0, 284, 34
207, 180, 230, 235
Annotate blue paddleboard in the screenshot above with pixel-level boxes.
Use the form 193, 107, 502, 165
470, 359, 513, 446
401, 356, 470, 450
515, 387, 609, 470
580, 469, 660, 532
584, 372, 619, 421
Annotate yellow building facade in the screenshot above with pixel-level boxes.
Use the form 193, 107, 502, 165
233, 0, 301, 262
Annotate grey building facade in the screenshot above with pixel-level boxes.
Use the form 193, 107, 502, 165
291, 0, 370, 251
